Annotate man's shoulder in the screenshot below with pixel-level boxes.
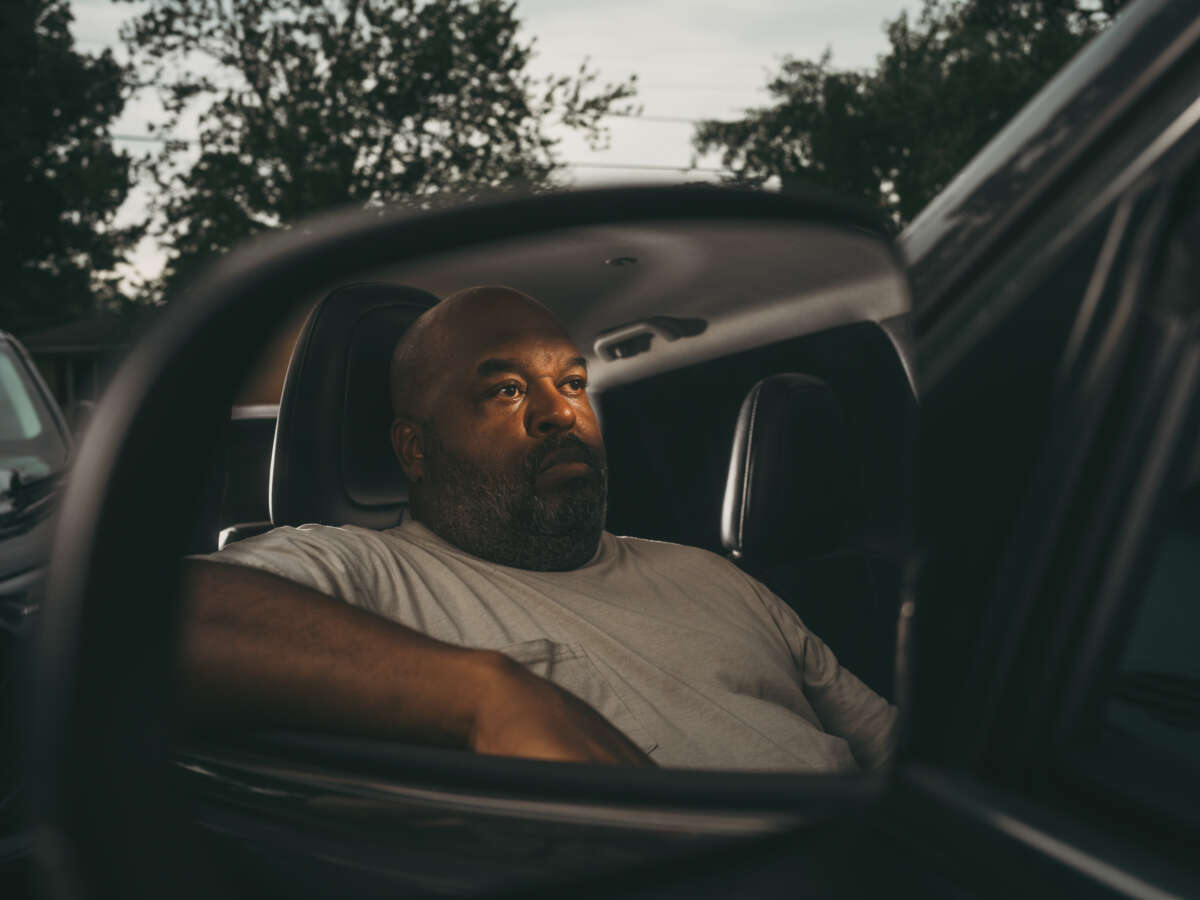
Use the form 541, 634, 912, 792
248, 521, 387, 545
208, 521, 404, 562
604, 532, 741, 570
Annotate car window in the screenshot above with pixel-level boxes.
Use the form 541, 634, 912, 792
1099, 185, 1200, 775
1104, 480, 1200, 768
0, 355, 44, 441
1052, 186, 1200, 844
0, 342, 68, 482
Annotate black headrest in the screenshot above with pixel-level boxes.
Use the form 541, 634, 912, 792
270, 283, 439, 528
720, 373, 859, 565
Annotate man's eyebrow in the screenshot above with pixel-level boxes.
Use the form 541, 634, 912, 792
475, 356, 588, 378
475, 358, 522, 378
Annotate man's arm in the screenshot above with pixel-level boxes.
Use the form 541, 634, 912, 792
745, 579, 898, 771
177, 558, 654, 766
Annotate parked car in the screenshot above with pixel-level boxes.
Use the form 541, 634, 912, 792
0, 331, 70, 879
19, 0, 1200, 897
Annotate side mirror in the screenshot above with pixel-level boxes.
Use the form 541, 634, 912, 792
30, 186, 915, 898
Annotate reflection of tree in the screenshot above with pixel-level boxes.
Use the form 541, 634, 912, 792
693, 0, 1127, 230
1, 0, 137, 335
121, 0, 639, 298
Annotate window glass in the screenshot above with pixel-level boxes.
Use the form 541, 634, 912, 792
0, 354, 44, 441
1104, 482, 1200, 766
0, 342, 68, 480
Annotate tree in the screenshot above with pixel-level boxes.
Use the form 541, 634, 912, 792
121, 0, 638, 296
693, 0, 1127, 229
0, 0, 136, 335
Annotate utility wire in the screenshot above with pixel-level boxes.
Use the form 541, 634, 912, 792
110, 112, 712, 132
567, 161, 726, 173
110, 133, 730, 174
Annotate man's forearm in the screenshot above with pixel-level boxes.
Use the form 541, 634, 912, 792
176, 558, 655, 767
177, 558, 502, 746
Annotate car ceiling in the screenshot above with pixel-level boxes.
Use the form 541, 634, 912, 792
363, 220, 910, 391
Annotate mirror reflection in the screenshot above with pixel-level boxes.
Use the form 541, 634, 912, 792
178, 220, 915, 774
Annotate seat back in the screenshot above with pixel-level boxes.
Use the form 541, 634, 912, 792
269, 283, 439, 529
721, 373, 900, 699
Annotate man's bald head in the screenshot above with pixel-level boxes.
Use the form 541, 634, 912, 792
387, 284, 605, 570
389, 285, 569, 422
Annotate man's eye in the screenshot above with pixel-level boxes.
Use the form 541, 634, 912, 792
494, 383, 522, 399
563, 377, 587, 392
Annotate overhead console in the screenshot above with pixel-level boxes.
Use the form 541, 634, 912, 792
593, 316, 708, 361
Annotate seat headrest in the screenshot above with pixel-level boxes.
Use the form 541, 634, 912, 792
270, 283, 439, 528
720, 373, 859, 565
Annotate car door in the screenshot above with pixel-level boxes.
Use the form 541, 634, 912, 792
852, 1, 1200, 893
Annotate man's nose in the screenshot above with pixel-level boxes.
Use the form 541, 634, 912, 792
526, 380, 577, 434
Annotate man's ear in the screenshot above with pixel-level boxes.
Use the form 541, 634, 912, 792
391, 418, 425, 482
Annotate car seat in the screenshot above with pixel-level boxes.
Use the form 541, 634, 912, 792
720, 373, 902, 699
267, 282, 440, 529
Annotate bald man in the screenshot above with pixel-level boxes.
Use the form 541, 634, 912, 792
181, 286, 897, 772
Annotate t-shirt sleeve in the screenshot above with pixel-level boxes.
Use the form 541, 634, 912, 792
189, 525, 379, 611
747, 577, 899, 771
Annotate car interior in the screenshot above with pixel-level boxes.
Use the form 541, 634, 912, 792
201, 221, 917, 710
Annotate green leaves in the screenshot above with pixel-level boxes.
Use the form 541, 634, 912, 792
1, 0, 137, 335
125, 0, 638, 298
693, 0, 1126, 230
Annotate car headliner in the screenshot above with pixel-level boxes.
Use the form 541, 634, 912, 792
361, 219, 910, 392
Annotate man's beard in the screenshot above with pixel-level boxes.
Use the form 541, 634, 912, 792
413, 424, 607, 571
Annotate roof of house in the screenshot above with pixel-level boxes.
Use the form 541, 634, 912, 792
19, 307, 162, 354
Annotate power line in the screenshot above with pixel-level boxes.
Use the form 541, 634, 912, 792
112, 110, 724, 149
111, 132, 726, 173
109, 107, 715, 131
567, 161, 726, 174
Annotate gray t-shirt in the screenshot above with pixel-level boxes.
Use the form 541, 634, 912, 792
201, 517, 897, 772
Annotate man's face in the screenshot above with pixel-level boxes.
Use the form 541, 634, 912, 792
400, 299, 607, 570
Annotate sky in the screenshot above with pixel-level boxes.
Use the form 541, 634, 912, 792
68, 0, 919, 281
